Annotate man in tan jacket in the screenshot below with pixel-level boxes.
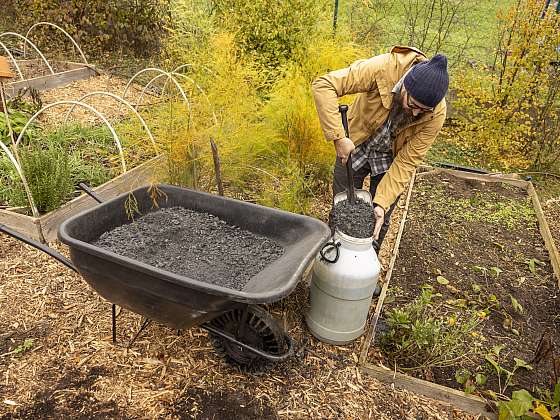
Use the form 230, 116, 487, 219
312, 46, 448, 248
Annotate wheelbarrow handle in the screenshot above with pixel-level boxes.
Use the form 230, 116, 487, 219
0, 224, 77, 273
78, 182, 103, 204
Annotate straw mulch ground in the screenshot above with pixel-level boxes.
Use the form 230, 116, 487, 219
0, 196, 480, 419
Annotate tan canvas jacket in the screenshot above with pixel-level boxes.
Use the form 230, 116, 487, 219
311, 46, 447, 211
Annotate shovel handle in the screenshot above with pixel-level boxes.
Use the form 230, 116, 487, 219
338, 105, 355, 204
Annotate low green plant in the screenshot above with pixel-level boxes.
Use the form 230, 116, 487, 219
485, 345, 533, 395
12, 338, 33, 355
510, 295, 524, 315
379, 287, 483, 373
0, 97, 39, 146
421, 181, 537, 230
496, 382, 560, 420
455, 368, 487, 394
34, 123, 126, 188
0, 154, 26, 206
18, 144, 74, 213
525, 258, 546, 275
1, 122, 126, 211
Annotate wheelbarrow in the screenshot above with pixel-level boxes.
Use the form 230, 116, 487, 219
0, 184, 331, 366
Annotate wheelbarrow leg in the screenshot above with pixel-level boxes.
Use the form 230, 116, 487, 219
112, 304, 117, 343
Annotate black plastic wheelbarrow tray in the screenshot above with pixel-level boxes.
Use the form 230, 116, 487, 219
0, 184, 331, 366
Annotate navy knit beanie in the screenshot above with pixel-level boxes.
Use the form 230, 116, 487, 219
403, 54, 449, 108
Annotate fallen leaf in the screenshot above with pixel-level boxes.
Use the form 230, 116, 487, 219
446, 284, 460, 294
510, 295, 523, 314
436, 276, 449, 285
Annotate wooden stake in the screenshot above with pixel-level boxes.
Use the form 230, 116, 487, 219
210, 137, 224, 196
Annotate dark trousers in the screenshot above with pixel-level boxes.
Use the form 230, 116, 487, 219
331, 157, 399, 248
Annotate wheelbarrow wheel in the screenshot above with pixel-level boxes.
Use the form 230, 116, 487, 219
208, 305, 285, 367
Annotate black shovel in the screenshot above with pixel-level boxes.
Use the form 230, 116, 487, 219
338, 104, 355, 204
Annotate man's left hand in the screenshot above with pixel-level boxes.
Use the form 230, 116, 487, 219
373, 205, 385, 240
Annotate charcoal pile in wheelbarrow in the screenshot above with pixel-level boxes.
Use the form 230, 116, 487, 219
331, 198, 374, 238
94, 207, 284, 291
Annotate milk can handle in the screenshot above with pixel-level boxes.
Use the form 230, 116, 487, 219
372, 239, 380, 254
320, 239, 341, 263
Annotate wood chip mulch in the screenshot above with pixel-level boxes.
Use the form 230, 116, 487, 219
22, 70, 155, 129
0, 204, 479, 419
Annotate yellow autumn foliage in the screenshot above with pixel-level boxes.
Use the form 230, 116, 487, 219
452, 0, 560, 172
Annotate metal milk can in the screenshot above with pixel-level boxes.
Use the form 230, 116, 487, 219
306, 189, 381, 345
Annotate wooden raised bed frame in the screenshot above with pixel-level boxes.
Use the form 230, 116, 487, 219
4, 59, 98, 98
359, 167, 560, 419
0, 155, 164, 243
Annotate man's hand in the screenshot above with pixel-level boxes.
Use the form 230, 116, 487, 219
373, 205, 385, 241
334, 137, 355, 165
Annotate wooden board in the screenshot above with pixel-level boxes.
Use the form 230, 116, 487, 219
12, 59, 88, 71
417, 167, 530, 189
0, 208, 41, 240
527, 183, 560, 288
359, 167, 559, 418
0, 155, 164, 243
5, 61, 98, 98
361, 363, 496, 419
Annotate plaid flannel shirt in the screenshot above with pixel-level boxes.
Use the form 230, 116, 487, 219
351, 75, 410, 175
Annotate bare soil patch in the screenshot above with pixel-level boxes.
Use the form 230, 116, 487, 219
375, 172, 559, 397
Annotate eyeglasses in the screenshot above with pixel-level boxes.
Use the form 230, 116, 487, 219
406, 92, 434, 113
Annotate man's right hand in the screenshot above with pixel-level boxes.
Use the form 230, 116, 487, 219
334, 137, 355, 165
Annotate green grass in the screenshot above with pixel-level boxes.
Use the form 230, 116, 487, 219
426, 136, 483, 168
335, 0, 516, 65
418, 181, 537, 230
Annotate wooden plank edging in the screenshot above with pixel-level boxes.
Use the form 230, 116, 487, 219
0, 208, 40, 239
416, 167, 529, 189
5, 61, 98, 98
360, 363, 497, 419
527, 183, 560, 288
